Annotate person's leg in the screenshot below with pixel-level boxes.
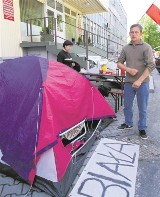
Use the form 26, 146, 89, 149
124, 83, 136, 126
136, 82, 149, 130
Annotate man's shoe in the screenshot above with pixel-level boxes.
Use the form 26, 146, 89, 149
139, 130, 148, 139
118, 123, 133, 130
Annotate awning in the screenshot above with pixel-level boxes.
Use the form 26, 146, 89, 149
63, 0, 108, 14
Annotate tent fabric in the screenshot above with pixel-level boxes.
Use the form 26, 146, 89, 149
0, 56, 43, 182
36, 60, 115, 153
36, 60, 115, 181
0, 56, 115, 186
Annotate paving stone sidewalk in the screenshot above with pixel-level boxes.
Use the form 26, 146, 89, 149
70, 69, 160, 197
1, 69, 160, 197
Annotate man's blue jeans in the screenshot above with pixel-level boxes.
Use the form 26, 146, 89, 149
124, 82, 149, 130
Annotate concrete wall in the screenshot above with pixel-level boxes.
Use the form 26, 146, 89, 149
0, 0, 22, 59
22, 46, 57, 62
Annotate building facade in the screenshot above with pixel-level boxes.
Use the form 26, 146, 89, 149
0, 0, 127, 60
85, 0, 127, 53
0, 0, 22, 60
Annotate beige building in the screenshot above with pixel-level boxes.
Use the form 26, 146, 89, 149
0, 0, 126, 60
0, 0, 22, 60
20, 0, 108, 43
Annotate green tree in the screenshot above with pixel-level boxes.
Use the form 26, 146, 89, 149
139, 15, 160, 50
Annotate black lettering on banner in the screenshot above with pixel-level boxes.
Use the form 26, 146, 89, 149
103, 143, 136, 163
97, 150, 136, 165
78, 177, 130, 197
74, 142, 138, 197
78, 178, 105, 197
96, 162, 132, 182
88, 172, 131, 187
105, 184, 130, 197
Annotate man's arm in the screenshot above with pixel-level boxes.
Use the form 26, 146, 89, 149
132, 45, 155, 88
117, 49, 138, 76
132, 68, 150, 88
117, 62, 138, 76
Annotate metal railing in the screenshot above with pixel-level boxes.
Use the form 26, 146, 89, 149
25, 17, 124, 60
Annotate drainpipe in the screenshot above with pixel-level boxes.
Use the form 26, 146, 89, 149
107, 35, 110, 59
29, 19, 33, 42
86, 30, 89, 71
54, 18, 57, 46
107, 38, 109, 59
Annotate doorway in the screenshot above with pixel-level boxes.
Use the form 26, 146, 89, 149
47, 8, 65, 43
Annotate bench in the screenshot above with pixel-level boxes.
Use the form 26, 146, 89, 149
86, 78, 124, 113
109, 88, 124, 113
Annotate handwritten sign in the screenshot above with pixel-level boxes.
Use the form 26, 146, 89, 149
64, 122, 84, 140
3, 0, 14, 21
69, 139, 139, 197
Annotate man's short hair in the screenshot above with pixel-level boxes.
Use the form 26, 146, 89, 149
63, 40, 73, 48
130, 24, 143, 33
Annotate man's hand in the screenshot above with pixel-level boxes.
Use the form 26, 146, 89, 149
127, 68, 138, 76
132, 80, 142, 88
72, 62, 75, 67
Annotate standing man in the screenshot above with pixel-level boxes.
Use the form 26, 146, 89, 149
117, 24, 155, 139
57, 40, 80, 72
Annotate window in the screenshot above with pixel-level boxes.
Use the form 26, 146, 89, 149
90, 21, 93, 32
47, 10, 54, 32
87, 19, 90, 31
65, 15, 76, 39
47, 0, 55, 9
57, 14, 63, 32
97, 25, 101, 43
56, 1, 63, 13
94, 23, 96, 32
83, 16, 86, 30
65, 7, 70, 14
71, 11, 76, 17
20, 0, 43, 25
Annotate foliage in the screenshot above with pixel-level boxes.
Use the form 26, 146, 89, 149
78, 36, 82, 42
139, 15, 160, 50
20, 0, 43, 26
40, 27, 50, 35
77, 36, 82, 45
57, 15, 63, 32
40, 27, 54, 42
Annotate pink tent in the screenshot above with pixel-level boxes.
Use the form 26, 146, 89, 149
0, 56, 115, 196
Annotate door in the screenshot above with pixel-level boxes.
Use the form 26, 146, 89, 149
47, 9, 54, 35
65, 15, 76, 41
47, 8, 65, 43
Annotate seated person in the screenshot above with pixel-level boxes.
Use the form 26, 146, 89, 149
57, 40, 81, 72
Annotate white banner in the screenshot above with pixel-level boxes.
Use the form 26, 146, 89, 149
69, 138, 139, 197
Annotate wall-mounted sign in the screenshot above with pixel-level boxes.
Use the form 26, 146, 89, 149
3, 0, 14, 21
